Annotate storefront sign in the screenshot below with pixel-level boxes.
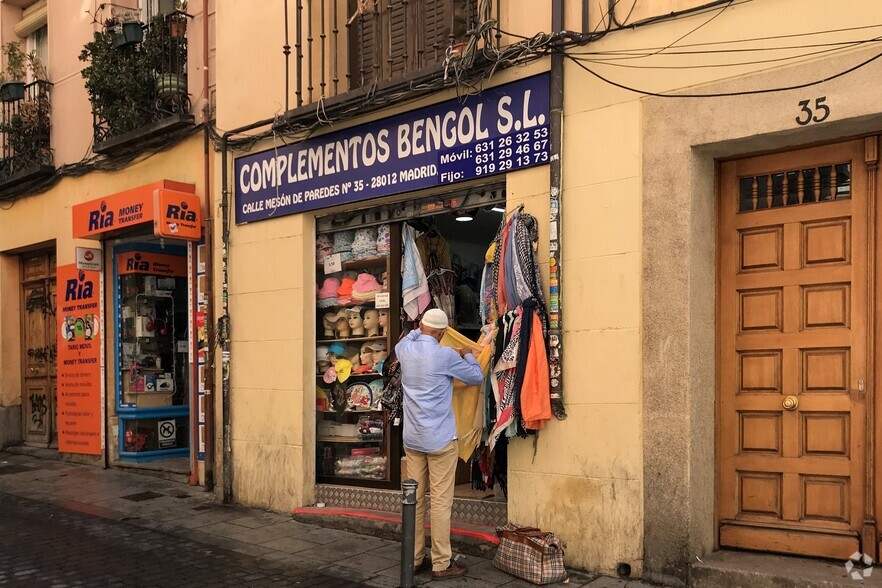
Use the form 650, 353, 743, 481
72, 180, 200, 240
153, 189, 202, 240
57, 264, 103, 455
75, 247, 102, 271
117, 251, 188, 276
234, 73, 551, 224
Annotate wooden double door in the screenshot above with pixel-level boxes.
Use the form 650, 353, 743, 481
21, 252, 57, 447
718, 138, 879, 559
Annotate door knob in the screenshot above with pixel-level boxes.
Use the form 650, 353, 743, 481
783, 396, 799, 411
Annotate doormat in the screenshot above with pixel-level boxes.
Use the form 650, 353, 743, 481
0, 464, 34, 475
121, 491, 164, 502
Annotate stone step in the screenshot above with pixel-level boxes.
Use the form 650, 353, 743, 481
690, 550, 873, 587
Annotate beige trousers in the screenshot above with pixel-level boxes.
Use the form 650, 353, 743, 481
406, 440, 458, 572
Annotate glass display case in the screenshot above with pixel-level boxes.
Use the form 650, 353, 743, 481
314, 224, 401, 488
115, 245, 190, 461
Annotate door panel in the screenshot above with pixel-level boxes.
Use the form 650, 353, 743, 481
719, 140, 867, 559
21, 252, 56, 447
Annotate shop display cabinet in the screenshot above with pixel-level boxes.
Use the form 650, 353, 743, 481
115, 244, 190, 462
315, 225, 402, 489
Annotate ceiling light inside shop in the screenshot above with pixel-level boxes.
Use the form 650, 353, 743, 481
491, 205, 506, 213
455, 211, 474, 222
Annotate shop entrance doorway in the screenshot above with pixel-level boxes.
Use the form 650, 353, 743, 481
314, 188, 509, 503
113, 240, 192, 470
718, 140, 870, 559
21, 250, 57, 447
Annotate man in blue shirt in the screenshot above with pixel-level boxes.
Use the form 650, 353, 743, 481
396, 308, 483, 579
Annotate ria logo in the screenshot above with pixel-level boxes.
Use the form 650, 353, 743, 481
166, 200, 197, 222
126, 252, 149, 272
65, 270, 94, 301
88, 200, 114, 232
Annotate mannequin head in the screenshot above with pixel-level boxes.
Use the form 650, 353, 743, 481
347, 308, 365, 336
359, 342, 375, 368
378, 310, 389, 335
322, 313, 337, 337
370, 341, 388, 365
362, 309, 380, 336
335, 316, 351, 338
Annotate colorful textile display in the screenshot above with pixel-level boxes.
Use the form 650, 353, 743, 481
351, 273, 383, 302
377, 224, 391, 255
352, 227, 378, 259
316, 234, 333, 264
402, 225, 430, 320
332, 230, 355, 262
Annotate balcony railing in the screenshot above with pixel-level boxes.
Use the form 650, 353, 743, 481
85, 12, 193, 153
289, 0, 497, 108
0, 80, 53, 183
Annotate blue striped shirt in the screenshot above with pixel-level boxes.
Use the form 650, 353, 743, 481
396, 329, 484, 453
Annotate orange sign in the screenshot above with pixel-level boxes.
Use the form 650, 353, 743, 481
57, 264, 103, 455
153, 189, 202, 240
72, 180, 197, 239
117, 251, 188, 276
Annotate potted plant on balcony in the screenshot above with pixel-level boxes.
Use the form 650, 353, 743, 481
0, 51, 52, 174
168, 0, 188, 38
0, 42, 28, 103
106, 9, 144, 48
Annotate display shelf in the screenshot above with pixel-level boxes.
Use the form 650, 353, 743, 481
315, 371, 383, 378
317, 256, 389, 270
317, 436, 383, 443
318, 409, 384, 414
316, 335, 389, 344
316, 300, 388, 310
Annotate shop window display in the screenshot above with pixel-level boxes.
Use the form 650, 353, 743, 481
313, 202, 524, 498
315, 224, 401, 487
115, 245, 190, 460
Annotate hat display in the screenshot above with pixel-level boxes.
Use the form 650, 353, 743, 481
332, 230, 355, 262
316, 345, 330, 359
351, 227, 378, 260
335, 358, 353, 382
316, 234, 333, 264
377, 224, 391, 255
317, 277, 340, 308
337, 277, 356, 304
421, 308, 449, 329
323, 366, 337, 384
351, 273, 384, 302
328, 342, 346, 356
368, 340, 387, 351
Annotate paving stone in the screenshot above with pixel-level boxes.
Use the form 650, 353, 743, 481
586, 576, 631, 587
259, 535, 318, 554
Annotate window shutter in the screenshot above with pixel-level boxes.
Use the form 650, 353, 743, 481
348, 0, 380, 88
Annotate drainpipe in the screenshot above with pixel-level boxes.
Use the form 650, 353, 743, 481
548, 0, 567, 420
219, 116, 277, 504
201, 0, 215, 492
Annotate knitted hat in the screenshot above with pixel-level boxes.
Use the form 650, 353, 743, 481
421, 308, 449, 329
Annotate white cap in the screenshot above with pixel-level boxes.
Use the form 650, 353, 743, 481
421, 308, 449, 329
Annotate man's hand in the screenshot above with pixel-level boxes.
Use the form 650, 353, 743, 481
458, 345, 482, 358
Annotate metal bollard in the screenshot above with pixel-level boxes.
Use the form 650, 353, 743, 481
400, 479, 419, 588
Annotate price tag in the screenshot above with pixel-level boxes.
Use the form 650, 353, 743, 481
374, 292, 391, 309
323, 253, 342, 274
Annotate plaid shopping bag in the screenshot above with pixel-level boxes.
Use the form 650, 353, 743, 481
493, 523, 567, 585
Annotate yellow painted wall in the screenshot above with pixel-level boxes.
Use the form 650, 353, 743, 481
211, 0, 882, 577
0, 137, 203, 433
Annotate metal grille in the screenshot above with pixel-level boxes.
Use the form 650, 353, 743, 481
0, 80, 52, 179
315, 483, 508, 526
738, 162, 851, 213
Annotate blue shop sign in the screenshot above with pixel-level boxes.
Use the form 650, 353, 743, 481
234, 73, 550, 224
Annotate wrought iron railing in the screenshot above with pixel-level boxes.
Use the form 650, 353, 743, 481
0, 80, 52, 180
289, 0, 498, 108
91, 12, 191, 147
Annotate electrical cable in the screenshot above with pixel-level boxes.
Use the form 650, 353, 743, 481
561, 46, 882, 98
640, 0, 732, 58
569, 37, 882, 70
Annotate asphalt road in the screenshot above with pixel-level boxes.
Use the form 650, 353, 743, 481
0, 491, 365, 587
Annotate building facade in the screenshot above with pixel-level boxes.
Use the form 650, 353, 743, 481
1, 0, 881, 584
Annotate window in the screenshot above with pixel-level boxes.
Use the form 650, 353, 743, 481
26, 25, 47, 81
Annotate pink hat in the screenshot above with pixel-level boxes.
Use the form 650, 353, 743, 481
318, 277, 341, 300
351, 273, 383, 300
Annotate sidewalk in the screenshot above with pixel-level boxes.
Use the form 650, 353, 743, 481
0, 451, 652, 588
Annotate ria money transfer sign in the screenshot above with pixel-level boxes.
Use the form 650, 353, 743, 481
234, 73, 551, 223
